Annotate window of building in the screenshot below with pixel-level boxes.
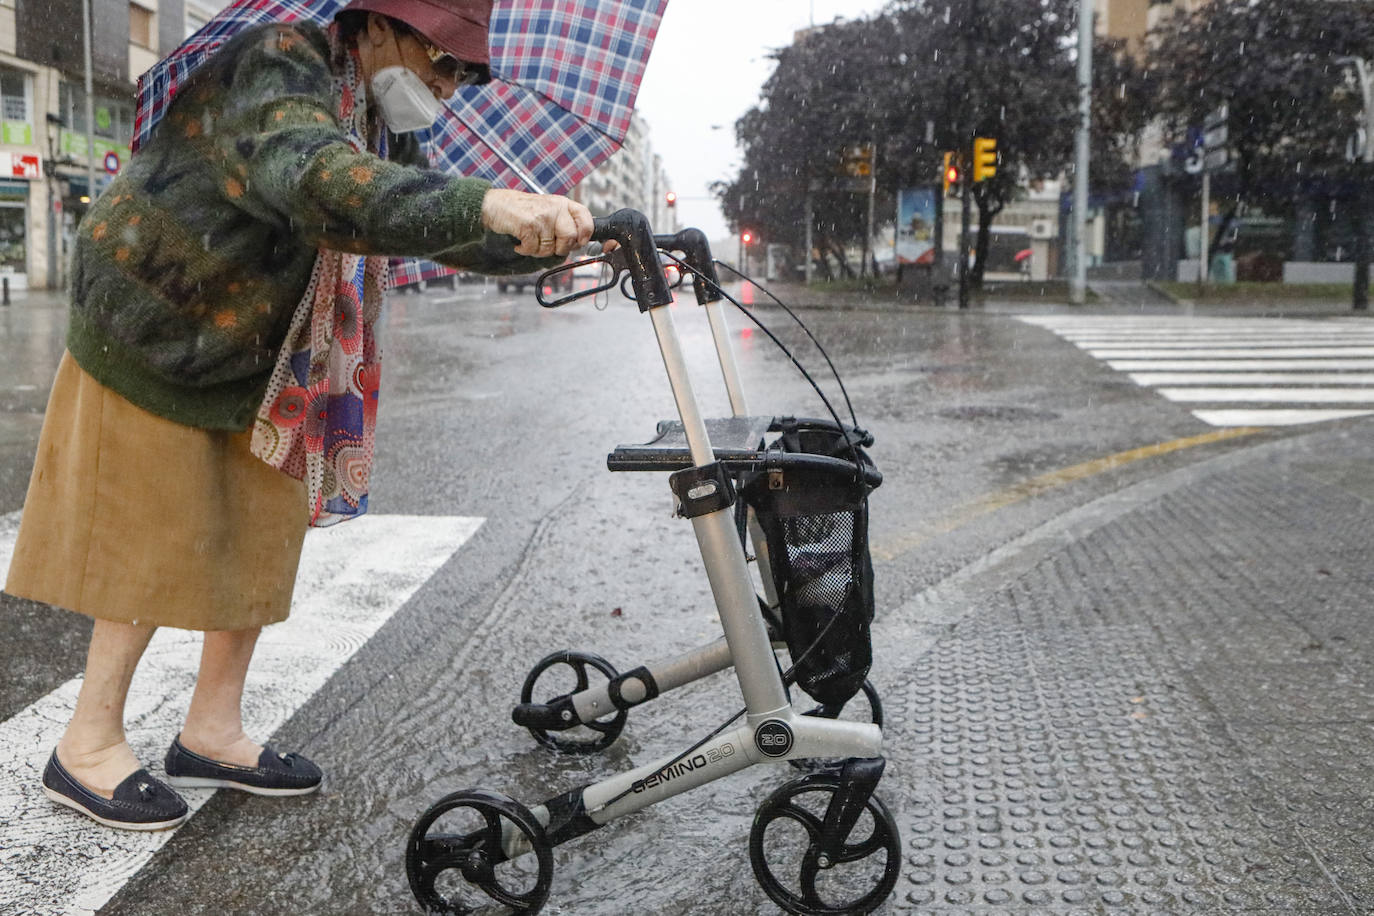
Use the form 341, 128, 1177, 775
130, 2, 155, 49
0, 69, 32, 146
59, 83, 136, 150
186, 10, 208, 39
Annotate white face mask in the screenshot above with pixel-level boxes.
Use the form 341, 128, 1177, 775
371, 65, 444, 133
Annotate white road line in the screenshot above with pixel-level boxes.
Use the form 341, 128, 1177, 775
1023, 315, 1374, 428
1082, 342, 1374, 351
1066, 330, 1374, 341
0, 510, 483, 916
1108, 359, 1374, 371
1156, 387, 1374, 404
1129, 373, 1374, 386
1085, 347, 1374, 359
1191, 408, 1374, 426
1022, 315, 1372, 327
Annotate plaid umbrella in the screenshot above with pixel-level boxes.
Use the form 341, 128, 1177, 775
132, 0, 667, 285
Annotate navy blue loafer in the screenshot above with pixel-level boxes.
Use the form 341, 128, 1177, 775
42, 751, 189, 831
164, 736, 323, 796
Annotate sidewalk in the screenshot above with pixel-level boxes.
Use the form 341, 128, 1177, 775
874, 416, 1374, 913
736, 277, 1374, 320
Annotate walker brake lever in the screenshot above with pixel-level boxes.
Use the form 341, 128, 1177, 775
617, 253, 686, 301
536, 249, 627, 309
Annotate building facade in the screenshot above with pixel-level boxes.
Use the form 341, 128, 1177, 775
0, 0, 208, 290
571, 110, 677, 236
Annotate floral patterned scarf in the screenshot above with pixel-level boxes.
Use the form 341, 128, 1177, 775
251, 46, 387, 527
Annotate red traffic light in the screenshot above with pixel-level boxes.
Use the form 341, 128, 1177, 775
741, 231, 754, 245
665, 191, 677, 207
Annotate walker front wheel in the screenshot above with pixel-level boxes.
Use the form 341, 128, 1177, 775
749, 773, 901, 915
406, 788, 553, 915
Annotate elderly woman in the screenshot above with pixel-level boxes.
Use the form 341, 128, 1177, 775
4, 0, 589, 829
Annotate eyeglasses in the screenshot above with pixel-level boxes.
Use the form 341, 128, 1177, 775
413, 35, 484, 87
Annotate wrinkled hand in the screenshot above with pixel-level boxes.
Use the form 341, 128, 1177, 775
481, 189, 594, 257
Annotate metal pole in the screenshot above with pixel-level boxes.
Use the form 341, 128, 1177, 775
804, 191, 814, 285
1199, 170, 1210, 287
82, 0, 96, 207
46, 176, 56, 290
864, 176, 875, 280
1069, 0, 1092, 304
958, 149, 971, 309
1355, 57, 1372, 310
933, 179, 945, 306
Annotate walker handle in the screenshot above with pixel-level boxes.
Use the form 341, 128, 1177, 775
654, 228, 724, 306
591, 210, 674, 312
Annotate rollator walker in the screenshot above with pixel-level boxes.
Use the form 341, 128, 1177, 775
406, 210, 900, 915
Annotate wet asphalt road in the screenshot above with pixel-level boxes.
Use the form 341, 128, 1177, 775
2, 280, 1371, 914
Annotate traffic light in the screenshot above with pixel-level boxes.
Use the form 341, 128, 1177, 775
942, 151, 962, 195
741, 230, 754, 245
665, 191, 677, 208
973, 136, 998, 182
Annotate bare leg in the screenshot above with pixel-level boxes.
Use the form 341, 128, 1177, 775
178, 627, 264, 767
56, 619, 157, 799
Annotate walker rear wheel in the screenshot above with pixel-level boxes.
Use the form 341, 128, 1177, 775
406, 788, 553, 915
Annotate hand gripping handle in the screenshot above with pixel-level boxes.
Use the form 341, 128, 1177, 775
592, 209, 674, 312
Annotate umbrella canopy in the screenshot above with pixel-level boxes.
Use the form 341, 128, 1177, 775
132, 0, 667, 283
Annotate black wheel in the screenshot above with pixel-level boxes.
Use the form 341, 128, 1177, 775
406, 788, 554, 915
520, 650, 628, 753
749, 773, 901, 915
790, 679, 884, 773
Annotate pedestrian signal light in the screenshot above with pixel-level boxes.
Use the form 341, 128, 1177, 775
665, 191, 677, 208
973, 136, 998, 182
942, 151, 961, 195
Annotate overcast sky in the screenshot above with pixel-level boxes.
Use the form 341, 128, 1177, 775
635, 0, 890, 242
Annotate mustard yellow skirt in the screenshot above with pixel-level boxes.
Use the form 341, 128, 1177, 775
4, 352, 309, 631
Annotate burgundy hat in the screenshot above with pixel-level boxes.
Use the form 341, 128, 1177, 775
342, 0, 492, 65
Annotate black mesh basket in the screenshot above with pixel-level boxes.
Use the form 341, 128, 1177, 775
743, 420, 879, 706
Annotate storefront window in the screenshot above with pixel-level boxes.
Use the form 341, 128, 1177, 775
0, 203, 27, 273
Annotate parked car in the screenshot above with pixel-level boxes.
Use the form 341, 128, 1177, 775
497, 265, 573, 295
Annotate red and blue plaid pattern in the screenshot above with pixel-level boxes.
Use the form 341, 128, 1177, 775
133, 0, 667, 287
133, 0, 343, 153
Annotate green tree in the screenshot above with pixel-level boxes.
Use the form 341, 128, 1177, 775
718, 1, 1149, 287
715, 15, 898, 280
1147, 0, 1374, 251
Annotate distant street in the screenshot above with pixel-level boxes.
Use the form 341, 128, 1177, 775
3, 280, 1373, 914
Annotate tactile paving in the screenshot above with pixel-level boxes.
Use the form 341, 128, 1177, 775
881, 451, 1374, 913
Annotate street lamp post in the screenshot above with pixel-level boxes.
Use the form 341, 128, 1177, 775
1336, 56, 1373, 311
45, 114, 67, 291
82, 0, 97, 208
1069, 0, 1092, 305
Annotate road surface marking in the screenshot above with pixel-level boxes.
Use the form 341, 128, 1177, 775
1129, 373, 1374, 386
1156, 387, 1374, 403
1110, 359, 1374, 371
871, 427, 1262, 562
0, 511, 482, 916
1023, 315, 1374, 427
1083, 347, 1374, 358
1190, 409, 1374, 426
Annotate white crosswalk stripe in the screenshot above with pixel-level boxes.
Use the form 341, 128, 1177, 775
1021, 315, 1374, 427
0, 511, 482, 916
